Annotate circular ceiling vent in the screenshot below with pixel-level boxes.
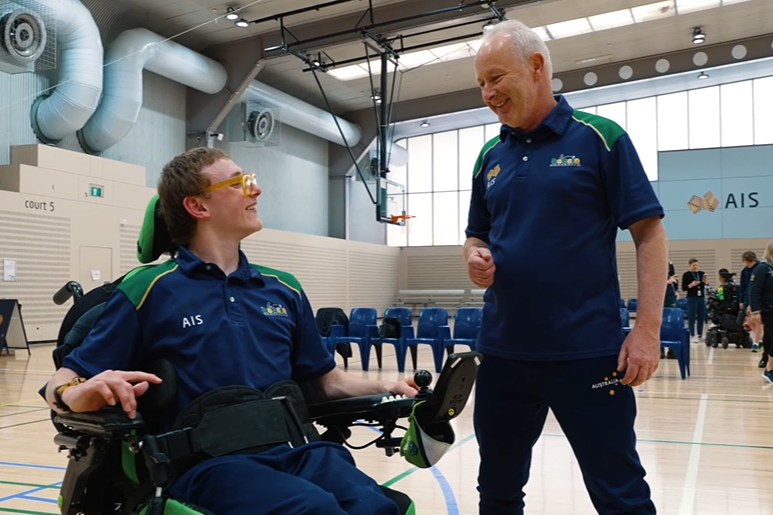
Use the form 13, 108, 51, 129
248, 109, 275, 142
1, 9, 47, 63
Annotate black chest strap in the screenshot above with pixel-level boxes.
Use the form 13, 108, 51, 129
150, 382, 319, 465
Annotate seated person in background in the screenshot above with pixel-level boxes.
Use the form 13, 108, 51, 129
716, 268, 739, 314
42, 148, 417, 515
662, 261, 679, 359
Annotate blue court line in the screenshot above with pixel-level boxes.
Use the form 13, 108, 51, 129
0, 482, 61, 504
0, 462, 66, 471
429, 467, 458, 515
16, 497, 56, 505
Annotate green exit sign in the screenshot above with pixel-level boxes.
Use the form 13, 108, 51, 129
89, 185, 103, 197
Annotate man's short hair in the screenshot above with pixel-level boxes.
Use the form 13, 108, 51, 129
158, 148, 229, 246
688, 258, 698, 265
742, 251, 757, 262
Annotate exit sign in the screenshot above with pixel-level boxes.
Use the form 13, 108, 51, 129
89, 185, 103, 197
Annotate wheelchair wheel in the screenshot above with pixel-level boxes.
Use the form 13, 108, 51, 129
705, 332, 713, 347
721, 336, 729, 349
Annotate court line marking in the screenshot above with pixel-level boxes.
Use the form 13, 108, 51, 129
678, 393, 708, 515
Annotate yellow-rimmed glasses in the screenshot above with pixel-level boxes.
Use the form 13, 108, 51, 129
198, 173, 257, 197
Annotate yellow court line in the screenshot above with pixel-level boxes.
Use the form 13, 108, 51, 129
0, 399, 45, 409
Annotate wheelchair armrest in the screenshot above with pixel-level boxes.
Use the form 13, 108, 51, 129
54, 407, 145, 437
308, 393, 416, 428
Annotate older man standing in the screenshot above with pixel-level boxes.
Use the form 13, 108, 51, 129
464, 19, 666, 515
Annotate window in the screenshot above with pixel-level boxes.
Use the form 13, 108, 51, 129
720, 81, 753, 147
657, 92, 688, 151
688, 86, 720, 149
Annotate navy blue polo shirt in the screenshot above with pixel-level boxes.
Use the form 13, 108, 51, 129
466, 95, 663, 361
62, 246, 335, 431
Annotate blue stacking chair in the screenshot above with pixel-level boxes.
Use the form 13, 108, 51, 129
660, 307, 690, 380
405, 308, 449, 373
378, 307, 414, 373
329, 307, 379, 371
627, 298, 637, 313
620, 307, 631, 335
676, 298, 688, 316
439, 307, 482, 356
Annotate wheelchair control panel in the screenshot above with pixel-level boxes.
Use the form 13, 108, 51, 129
308, 351, 481, 455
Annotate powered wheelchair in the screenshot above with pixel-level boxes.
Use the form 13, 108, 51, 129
704, 281, 752, 349
46, 196, 481, 515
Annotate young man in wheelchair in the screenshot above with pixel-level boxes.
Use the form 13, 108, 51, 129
42, 148, 419, 515
705, 268, 750, 348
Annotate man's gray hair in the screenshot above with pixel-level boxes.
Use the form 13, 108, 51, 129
480, 19, 553, 80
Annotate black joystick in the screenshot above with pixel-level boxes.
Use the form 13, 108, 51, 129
413, 369, 433, 400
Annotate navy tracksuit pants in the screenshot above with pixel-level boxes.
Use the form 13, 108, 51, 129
168, 441, 398, 515
474, 354, 655, 515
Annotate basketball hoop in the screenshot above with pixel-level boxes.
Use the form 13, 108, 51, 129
389, 214, 415, 225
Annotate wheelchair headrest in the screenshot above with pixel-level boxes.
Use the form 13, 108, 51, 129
137, 194, 178, 264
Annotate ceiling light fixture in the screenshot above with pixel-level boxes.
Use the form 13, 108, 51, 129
420, 120, 430, 128
697, 71, 709, 79
482, 19, 498, 30
371, 90, 381, 104
692, 27, 706, 44
235, 18, 249, 28
225, 7, 240, 21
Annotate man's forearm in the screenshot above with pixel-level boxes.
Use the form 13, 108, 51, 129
463, 236, 488, 259
631, 219, 668, 332
315, 368, 393, 401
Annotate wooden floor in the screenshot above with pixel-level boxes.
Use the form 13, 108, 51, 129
2, 340, 772, 515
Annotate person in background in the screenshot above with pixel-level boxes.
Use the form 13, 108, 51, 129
749, 240, 773, 383
662, 261, 679, 359
740, 251, 765, 361
682, 258, 708, 342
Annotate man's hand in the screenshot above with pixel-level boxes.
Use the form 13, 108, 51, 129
467, 247, 496, 288
617, 325, 660, 386
387, 378, 419, 398
60, 370, 162, 419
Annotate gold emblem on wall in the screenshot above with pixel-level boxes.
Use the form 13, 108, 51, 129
687, 191, 719, 214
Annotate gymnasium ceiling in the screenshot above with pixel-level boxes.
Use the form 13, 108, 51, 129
107, 0, 773, 116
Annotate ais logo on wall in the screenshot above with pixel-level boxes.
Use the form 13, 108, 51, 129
687, 191, 759, 214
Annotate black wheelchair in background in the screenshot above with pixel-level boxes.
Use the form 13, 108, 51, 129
46, 197, 481, 515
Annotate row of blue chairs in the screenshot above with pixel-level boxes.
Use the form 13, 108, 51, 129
621, 306, 690, 380
322, 307, 482, 373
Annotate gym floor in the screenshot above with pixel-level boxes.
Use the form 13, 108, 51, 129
1, 340, 772, 515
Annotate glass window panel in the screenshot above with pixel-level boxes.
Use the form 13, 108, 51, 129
386, 193, 407, 247
688, 86, 720, 149
458, 189, 472, 245
596, 102, 627, 130
406, 193, 433, 246
657, 92, 688, 151
432, 131, 459, 192
485, 122, 501, 141
577, 106, 596, 115
459, 126, 485, 189
626, 97, 658, 181
753, 76, 773, 145
388, 163, 406, 191
720, 81, 753, 147
406, 135, 432, 193
433, 192, 459, 246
